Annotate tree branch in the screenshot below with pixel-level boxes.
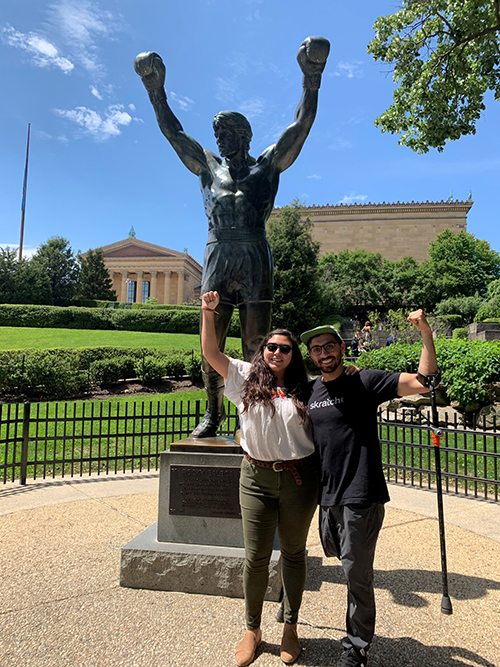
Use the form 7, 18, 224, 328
435, 11, 457, 39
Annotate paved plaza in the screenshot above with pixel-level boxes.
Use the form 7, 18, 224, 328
1, 473, 499, 667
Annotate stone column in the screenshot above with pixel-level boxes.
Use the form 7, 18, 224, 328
177, 270, 185, 305
164, 271, 171, 305
151, 270, 158, 299
121, 271, 128, 302
137, 271, 144, 303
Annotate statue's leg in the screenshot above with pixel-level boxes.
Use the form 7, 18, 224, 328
239, 301, 273, 362
191, 302, 234, 438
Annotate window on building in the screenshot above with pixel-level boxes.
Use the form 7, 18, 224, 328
142, 281, 150, 303
127, 281, 136, 303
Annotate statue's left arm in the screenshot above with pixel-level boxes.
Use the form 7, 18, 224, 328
272, 36, 330, 174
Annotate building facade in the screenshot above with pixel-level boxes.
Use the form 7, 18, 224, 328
100, 238, 203, 304
272, 200, 472, 262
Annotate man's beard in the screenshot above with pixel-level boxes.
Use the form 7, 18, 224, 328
318, 355, 341, 375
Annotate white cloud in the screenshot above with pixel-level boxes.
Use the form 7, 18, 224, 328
331, 60, 363, 79
338, 192, 368, 205
128, 103, 136, 112
170, 91, 195, 112
2, 1, 125, 80
53, 104, 133, 140
46, 0, 124, 76
1, 25, 74, 73
35, 129, 69, 143
239, 97, 265, 119
215, 77, 238, 104
307, 174, 322, 180
90, 85, 103, 99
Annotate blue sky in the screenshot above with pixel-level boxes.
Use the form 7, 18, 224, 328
1, 0, 499, 266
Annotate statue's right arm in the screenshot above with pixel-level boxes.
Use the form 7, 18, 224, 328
134, 52, 208, 176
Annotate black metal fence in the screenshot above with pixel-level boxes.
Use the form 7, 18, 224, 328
1, 399, 499, 501
0, 399, 239, 484
379, 408, 500, 502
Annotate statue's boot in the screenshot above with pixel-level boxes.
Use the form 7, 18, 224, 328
191, 370, 226, 438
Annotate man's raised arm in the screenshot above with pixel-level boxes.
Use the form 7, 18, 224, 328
134, 52, 207, 176
398, 309, 439, 397
272, 36, 330, 174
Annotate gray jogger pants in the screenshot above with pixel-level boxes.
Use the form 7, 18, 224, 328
319, 502, 385, 653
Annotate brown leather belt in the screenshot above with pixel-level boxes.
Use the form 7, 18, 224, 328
244, 452, 315, 485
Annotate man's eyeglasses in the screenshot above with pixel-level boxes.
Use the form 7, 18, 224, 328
309, 342, 339, 357
265, 343, 292, 355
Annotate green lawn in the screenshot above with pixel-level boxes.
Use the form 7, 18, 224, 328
0, 327, 241, 352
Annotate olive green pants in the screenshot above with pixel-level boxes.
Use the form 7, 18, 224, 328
239, 455, 318, 628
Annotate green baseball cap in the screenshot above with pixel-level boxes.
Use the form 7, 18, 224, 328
300, 325, 343, 347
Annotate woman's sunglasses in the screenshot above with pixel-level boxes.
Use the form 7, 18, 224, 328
265, 343, 292, 355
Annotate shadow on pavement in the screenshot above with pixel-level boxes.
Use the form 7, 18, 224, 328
305, 556, 500, 606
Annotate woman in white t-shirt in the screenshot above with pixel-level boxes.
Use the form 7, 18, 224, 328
201, 290, 317, 667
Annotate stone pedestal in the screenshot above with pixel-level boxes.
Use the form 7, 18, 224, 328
120, 437, 281, 600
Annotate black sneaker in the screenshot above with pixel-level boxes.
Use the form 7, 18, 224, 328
337, 646, 367, 667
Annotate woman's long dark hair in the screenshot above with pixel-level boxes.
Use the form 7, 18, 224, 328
241, 329, 310, 423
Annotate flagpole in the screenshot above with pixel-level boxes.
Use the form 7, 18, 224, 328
19, 123, 31, 261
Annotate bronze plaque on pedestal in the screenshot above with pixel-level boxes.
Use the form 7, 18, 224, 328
169, 464, 241, 518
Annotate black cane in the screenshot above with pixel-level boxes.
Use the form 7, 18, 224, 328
428, 375, 453, 615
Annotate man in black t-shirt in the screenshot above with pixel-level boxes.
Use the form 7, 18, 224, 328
301, 310, 438, 667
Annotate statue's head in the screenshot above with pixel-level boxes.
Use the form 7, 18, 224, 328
213, 111, 252, 157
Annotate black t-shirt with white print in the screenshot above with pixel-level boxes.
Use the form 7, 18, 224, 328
308, 369, 400, 507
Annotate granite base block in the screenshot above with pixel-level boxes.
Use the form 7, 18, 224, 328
120, 523, 281, 600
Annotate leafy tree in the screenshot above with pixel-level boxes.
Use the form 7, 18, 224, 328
0, 247, 18, 303
267, 201, 325, 336
427, 229, 500, 299
31, 237, 80, 305
476, 278, 500, 319
368, 1, 500, 152
320, 249, 389, 318
382, 255, 438, 311
78, 248, 117, 301
0, 247, 51, 305
15, 259, 52, 305
434, 293, 483, 324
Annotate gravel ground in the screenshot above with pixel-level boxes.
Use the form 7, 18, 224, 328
0, 479, 499, 667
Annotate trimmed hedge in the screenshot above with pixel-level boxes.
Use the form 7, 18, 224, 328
0, 304, 241, 337
0, 346, 206, 397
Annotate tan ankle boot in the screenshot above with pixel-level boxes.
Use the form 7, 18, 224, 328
235, 629, 262, 666
280, 624, 301, 664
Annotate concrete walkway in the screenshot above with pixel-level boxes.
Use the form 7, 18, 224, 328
1, 473, 499, 667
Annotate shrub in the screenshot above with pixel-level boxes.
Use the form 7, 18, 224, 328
184, 351, 203, 383
357, 338, 500, 406
164, 352, 187, 378
134, 356, 166, 385
23, 351, 84, 396
89, 358, 132, 384
452, 328, 468, 340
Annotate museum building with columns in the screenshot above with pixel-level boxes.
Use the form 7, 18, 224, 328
101, 238, 203, 305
